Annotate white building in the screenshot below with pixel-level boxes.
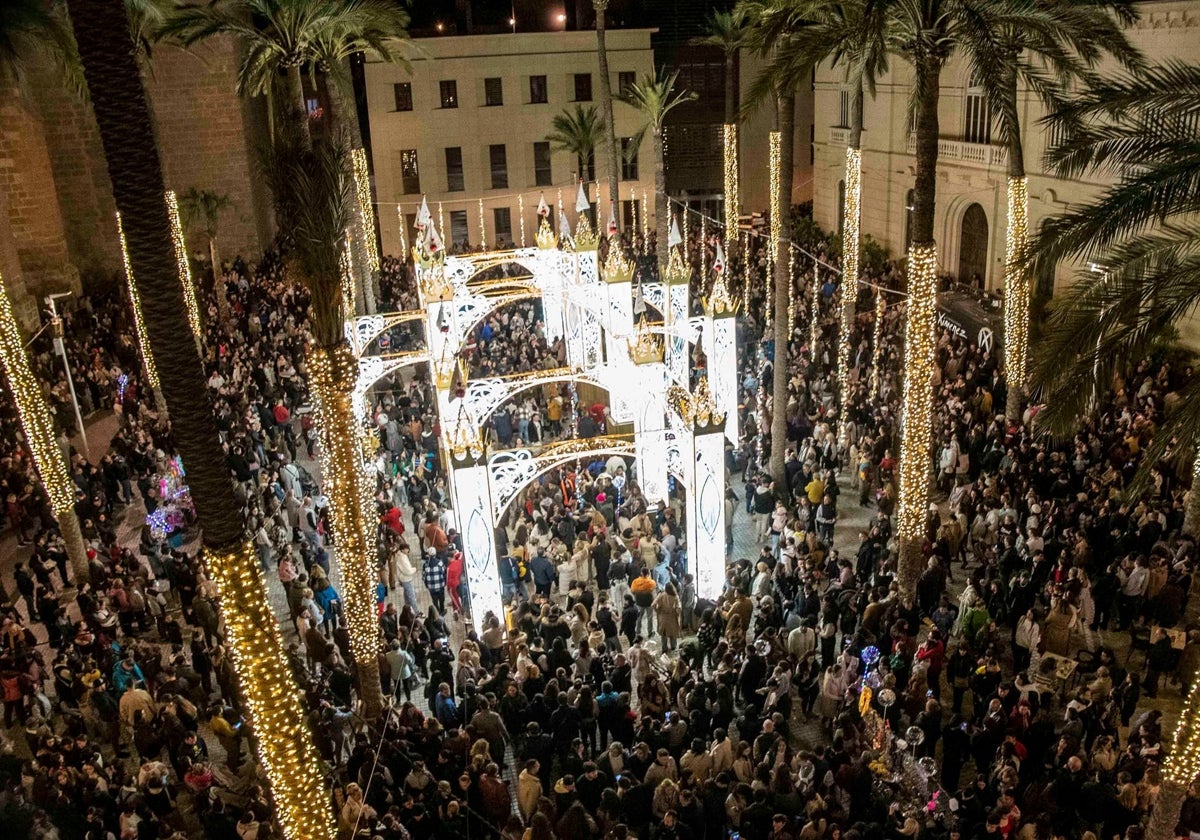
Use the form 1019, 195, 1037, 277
810, 0, 1199, 298
364, 30, 658, 255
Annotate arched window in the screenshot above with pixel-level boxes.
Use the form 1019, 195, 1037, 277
958, 203, 989, 287
837, 180, 846, 237
964, 71, 992, 145
903, 189, 915, 252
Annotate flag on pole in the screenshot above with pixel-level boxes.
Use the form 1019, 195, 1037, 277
713, 242, 726, 276
415, 195, 431, 231
634, 281, 646, 315
423, 218, 444, 255
606, 201, 618, 236
537, 193, 550, 217
668, 215, 683, 248
575, 181, 590, 213
558, 207, 572, 240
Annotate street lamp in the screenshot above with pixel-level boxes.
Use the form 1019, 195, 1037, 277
45, 292, 89, 460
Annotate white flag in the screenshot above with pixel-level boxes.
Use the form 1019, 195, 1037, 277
558, 207, 572, 240
415, 195, 431, 230
575, 181, 590, 213
668, 215, 683, 248
634, 281, 646, 315
423, 219, 443, 255
537, 193, 550, 217
607, 201, 618, 236
713, 242, 726, 276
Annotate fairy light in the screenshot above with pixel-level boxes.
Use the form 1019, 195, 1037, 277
519, 194, 526, 247
115, 211, 160, 392
341, 229, 356, 315
1003, 175, 1030, 396
478, 198, 486, 249
723, 123, 738, 258
768, 130, 781, 279
870, 289, 885, 398
308, 345, 384, 714
438, 201, 445, 243
838, 147, 862, 414
682, 202, 689, 250
809, 259, 820, 357
896, 244, 939, 545
397, 205, 408, 254
630, 200, 639, 252
787, 248, 796, 328
642, 188, 650, 246
0, 271, 75, 514
165, 190, 202, 346
204, 541, 336, 840
700, 216, 707, 280
351, 148, 380, 273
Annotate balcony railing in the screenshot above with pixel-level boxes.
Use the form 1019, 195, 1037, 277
905, 134, 1009, 170
830, 126, 850, 146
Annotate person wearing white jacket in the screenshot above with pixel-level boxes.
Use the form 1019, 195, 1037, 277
392, 543, 418, 609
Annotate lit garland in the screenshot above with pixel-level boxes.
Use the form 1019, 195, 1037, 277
723, 123, 739, 258
519, 194, 526, 247
1164, 677, 1200, 787
308, 345, 384, 714
165, 190, 202, 345
478, 199, 486, 249
341, 229, 356, 316
838, 147, 862, 414
203, 541, 336, 840
351, 148, 381, 274
642, 189, 650, 246
788, 249, 797, 329
115, 211, 160, 393
809, 260, 820, 357
895, 244, 939, 543
630, 201, 639, 252
397, 205, 407, 254
1003, 175, 1030, 395
0, 271, 75, 515
438, 202, 445, 243
700, 216, 707, 280
870, 289, 885, 398
768, 130, 781, 279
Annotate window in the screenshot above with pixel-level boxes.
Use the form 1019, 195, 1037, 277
393, 82, 413, 112
533, 142, 553, 187
489, 144, 508, 189
399, 149, 420, 194
444, 147, 464, 192
964, 71, 991, 144
838, 89, 850, 128
449, 210, 469, 249
493, 207, 513, 245
439, 80, 458, 109
529, 74, 548, 104
574, 73, 592, 102
620, 137, 638, 180
485, 77, 503, 107
618, 71, 636, 98
305, 96, 321, 117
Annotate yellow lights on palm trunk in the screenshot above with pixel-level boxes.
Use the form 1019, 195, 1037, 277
896, 244, 939, 543
351, 148, 381, 275
1164, 678, 1200, 786
723, 123, 739, 259
341, 230, 356, 316
870, 289, 885, 398
478, 199, 486, 250
809, 262, 820, 356
1003, 176, 1030, 393
165, 190, 202, 345
397, 205, 408, 254
642, 189, 650, 245
769, 130, 781, 278
308, 345, 383, 711
0, 271, 75, 516
115, 211, 160, 393
838, 148, 862, 411
203, 540, 335, 840
519, 194, 526, 247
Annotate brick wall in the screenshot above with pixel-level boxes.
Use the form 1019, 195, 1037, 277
0, 182, 42, 334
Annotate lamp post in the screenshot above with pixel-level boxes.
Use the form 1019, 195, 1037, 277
46, 292, 89, 461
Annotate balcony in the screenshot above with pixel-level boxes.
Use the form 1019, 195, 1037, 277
905, 134, 1008, 171
829, 126, 850, 146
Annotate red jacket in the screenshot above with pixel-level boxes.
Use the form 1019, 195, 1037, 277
446, 553, 464, 590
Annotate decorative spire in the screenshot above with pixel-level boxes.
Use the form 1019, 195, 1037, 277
628, 315, 663, 365
691, 376, 725, 430
602, 237, 635, 283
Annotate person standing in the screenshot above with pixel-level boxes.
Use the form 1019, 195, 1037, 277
653, 583, 682, 653
423, 549, 447, 615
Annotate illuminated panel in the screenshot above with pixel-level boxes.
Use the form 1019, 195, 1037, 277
449, 462, 503, 635
693, 428, 727, 600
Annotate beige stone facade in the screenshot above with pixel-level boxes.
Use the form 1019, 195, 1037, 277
364, 30, 658, 255
810, 0, 1200, 296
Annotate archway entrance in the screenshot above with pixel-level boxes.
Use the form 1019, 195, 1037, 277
958, 203, 988, 288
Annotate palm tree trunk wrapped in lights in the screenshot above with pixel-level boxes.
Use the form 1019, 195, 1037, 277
769, 92, 795, 484
64, 1, 333, 835
1003, 174, 1029, 419
165, 190, 203, 350
1186, 452, 1200, 537
265, 128, 385, 720
837, 85, 864, 421
0, 271, 89, 582
724, 124, 739, 260
1146, 677, 1200, 840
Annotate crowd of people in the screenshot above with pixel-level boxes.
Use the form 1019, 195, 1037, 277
0, 212, 1196, 840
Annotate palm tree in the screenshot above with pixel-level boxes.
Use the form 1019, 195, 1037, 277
1030, 60, 1200, 840
593, 0, 619, 222
63, 1, 334, 836
264, 125, 386, 720
961, 1, 1141, 421
622, 70, 697, 277
693, 9, 748, 258
547, 103, 602, 184
178, 187, 233, 320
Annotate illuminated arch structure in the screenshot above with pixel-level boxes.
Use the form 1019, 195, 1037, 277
347, 226, 738, 633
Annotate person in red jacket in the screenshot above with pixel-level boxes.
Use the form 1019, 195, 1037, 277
446, 551, 465, 618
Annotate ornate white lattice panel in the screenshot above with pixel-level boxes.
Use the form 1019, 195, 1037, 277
448, 462, 503, 634
693, 429, 727, 599
711, 314, 739, 444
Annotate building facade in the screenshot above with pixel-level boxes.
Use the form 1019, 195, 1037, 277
364, 30, 658, 256
810, 0, 1199, 297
